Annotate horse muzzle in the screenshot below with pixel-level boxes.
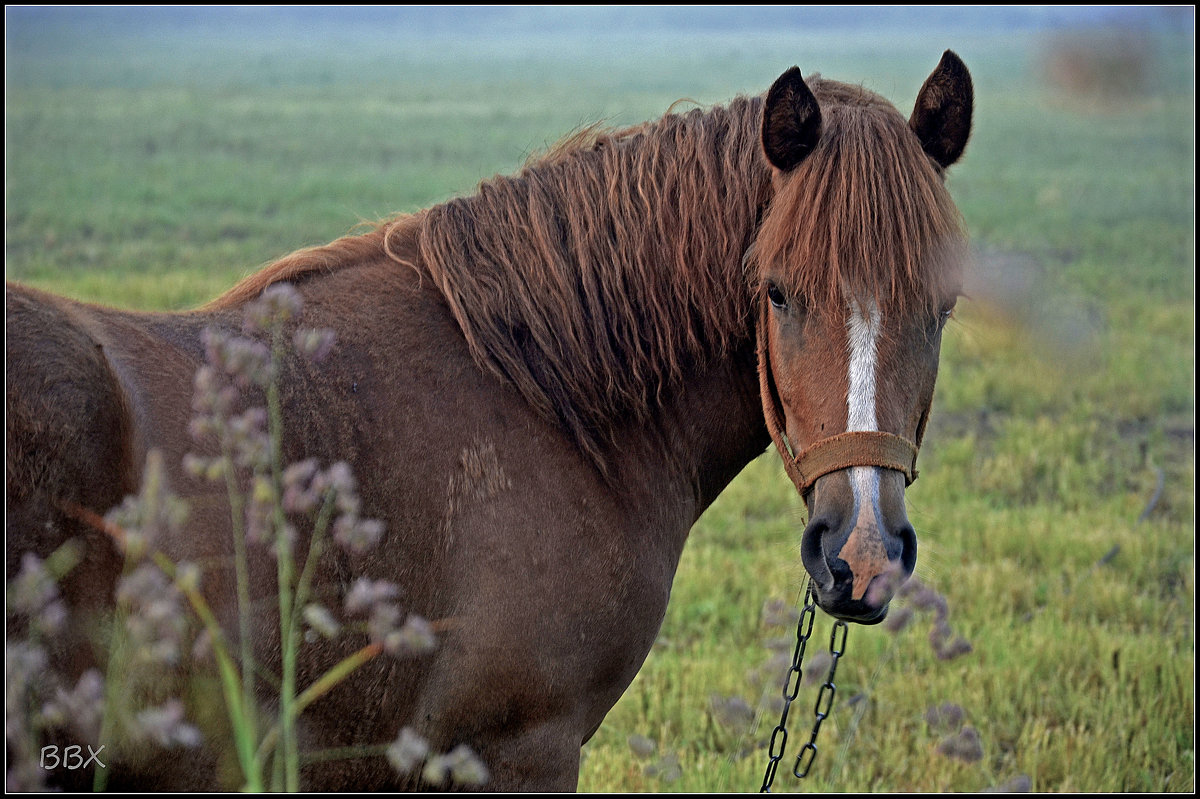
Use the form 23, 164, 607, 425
799, 465, 917, 624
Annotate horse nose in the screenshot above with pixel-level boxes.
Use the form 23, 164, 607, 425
799, 477, 916, 624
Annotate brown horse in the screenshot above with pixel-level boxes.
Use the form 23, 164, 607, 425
6, 52, 972, 790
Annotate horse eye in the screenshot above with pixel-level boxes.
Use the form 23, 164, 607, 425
766, 283, 788, 310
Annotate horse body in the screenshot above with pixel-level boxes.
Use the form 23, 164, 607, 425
7, 246, 768, 790
6, 53, 972, 790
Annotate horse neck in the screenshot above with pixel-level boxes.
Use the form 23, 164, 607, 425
619, 334, 770, 525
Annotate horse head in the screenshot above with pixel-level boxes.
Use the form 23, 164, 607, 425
752, 52, 973, 623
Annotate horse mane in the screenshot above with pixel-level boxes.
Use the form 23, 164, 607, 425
384, 98, 772, 467
202, 224, 399, 311
208, 77, 965, 471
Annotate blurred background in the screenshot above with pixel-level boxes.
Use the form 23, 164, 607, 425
5, 5, 1194, 793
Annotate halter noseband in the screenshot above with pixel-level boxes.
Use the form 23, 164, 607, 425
755, 293, 920, 495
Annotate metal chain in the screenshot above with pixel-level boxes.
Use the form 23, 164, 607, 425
759, 582, 849, 793
792, 617, 847, 778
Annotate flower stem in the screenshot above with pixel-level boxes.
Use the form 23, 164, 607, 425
267, 326, 301, 791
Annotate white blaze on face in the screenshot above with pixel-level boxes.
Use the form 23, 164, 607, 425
844, 298, 884, 597
846, 298, 881, 435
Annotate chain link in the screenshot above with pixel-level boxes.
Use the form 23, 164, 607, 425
759, 583, 849, 793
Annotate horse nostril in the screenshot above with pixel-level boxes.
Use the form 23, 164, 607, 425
894, 521, 917, 578
800, 516, 835, 591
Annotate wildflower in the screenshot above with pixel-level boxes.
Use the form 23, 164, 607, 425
892, 577, 972, 660
865, 559, 908, 607
936, 724, 983, 763
104, 451, 189, 559
201, 326, 274, 389
229, 407, 269, 470
333, 515, 385, 556
41, 670, 104, 742
709, 694, 755, 731
9, 554, 57, 616
8, 554, 68, 637
761, 597, 798, 629
243, 283, 303, 335
326, 462, 359, 513
303, 604, 342, 640
802, 650, 832, 686
117, 563, 189, 666
627, 734, 657, 760
5, 642, 48, 727
293, 327, 336, 363
344, 577, 401, 616
882, 605, 914, 634
190, 364, 224, 416
984, 774, 1033, 792
644, 751, 681, 782
182, 452, 212, 478
135, 699, 202, 748
424, 744, 489, 787
764, 636, 793, 655
903, 581, 949, 617
441, 744, 490, 787
931, 627, 973, 661
281, 459, 323, 514
191, 627, 214, 663
387, 727, 430, 774
923, 701, 966, 732
174, 561, 201, 594
245, 492, 289, 547
383, 615, 437, 657
223, 337, 274, 389
365, 601, 402, 639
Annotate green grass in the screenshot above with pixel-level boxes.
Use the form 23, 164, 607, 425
5, 9, 1194, 793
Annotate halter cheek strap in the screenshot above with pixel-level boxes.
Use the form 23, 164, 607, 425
755, 295, 920, 495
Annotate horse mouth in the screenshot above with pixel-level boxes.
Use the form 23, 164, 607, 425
809, 579, 894, 625
818, 597, 890, 625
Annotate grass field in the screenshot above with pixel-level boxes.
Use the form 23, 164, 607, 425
5, 7, 1194, 792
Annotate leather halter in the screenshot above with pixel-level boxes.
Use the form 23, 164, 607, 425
755, 293, 920, 495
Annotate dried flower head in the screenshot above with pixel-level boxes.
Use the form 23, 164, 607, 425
344, 577, 401, 616
761, 597, 799, 629
422, 744, 489, 787
333, 515, 385, 556
116, 563, 190, 666
627, 734, 657, 760
135, 699, 202, 749
984, 774, 1033, 792
243, 282, 303, 335
41, 670, 104, 742
303, 604, 342, 640
104, 451, 189, 560
924, 701, 967, 732
387, 727, 431, 774
293, 327, 337, 363
936, 724, 984, 763
8, 554, 69, 637
709, 693, 755, 731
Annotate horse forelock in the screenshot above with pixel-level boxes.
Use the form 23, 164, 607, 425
388, 97, 773, 467
749, 79, 967, 321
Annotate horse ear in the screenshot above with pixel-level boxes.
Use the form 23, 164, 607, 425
762, 66, 822, 172
909, 50, 974, 169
